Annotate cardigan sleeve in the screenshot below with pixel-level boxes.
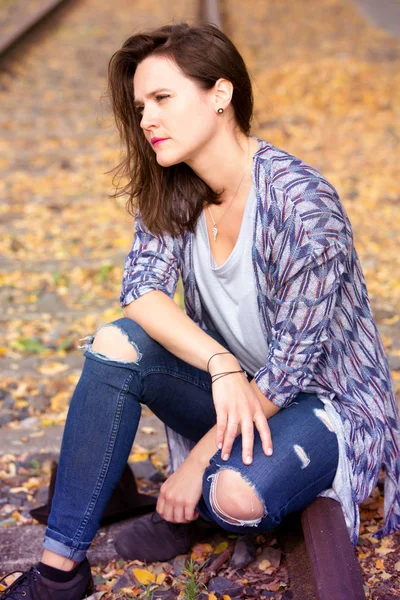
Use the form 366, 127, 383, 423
120, 211, 180, 307
254, 192, 349, 408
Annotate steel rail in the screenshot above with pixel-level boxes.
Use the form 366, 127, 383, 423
0, 0, 72, 59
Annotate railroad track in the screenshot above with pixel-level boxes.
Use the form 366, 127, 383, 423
1, 0, 368, 598
0, 0, 72, 58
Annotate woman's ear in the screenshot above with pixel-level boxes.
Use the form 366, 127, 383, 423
213, 78, 234, 112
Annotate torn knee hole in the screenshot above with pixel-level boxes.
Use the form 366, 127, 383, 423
210, 469, 264, 524
90, 325, 140, 362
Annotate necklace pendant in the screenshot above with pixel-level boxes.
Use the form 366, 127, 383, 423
212, 224, 218, 241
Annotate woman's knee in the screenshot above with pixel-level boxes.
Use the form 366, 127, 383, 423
210, 469, 264, 523
89, 318, 144, 363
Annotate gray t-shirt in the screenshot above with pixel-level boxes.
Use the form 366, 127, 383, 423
193, 186, 269, 376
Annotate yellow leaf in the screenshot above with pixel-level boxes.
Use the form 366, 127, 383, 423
259, 559, 271, 571
16, 400, 28, 408
375, 547, 395, 556
37, 362, 68, 375
208, 594, 218, 600
24, 478, 40, 489
50, 391, 69, 412
222, 596, 232, 600
0, 347, 7, 357
140, 426, 156, 435
156, 573, 166, 585
40, 418, 57, 427
375, 558, 384, 570
130, 451, 149, 462
132, 568, 155, 585
191, 543, 213, 558
214, 541, 228, 554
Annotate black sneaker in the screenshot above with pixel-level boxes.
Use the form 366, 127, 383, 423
0, 559, 94, 599
114, 511, 219, 562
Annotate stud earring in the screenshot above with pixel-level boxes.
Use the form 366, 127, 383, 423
217, 108, 224, 114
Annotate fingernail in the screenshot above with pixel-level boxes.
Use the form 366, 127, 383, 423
267, 448, 273, 456
218, 443, 222, 450
246, 456, 252, 465
223, 454, 229, 461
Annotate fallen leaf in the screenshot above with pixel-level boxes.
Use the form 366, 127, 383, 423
132, 568, 155, 585
140, 426, 156, 435
214, 542, 228, 554
37, 362, 69, 375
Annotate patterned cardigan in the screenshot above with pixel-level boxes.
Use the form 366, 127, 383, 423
120, 136, 400, 545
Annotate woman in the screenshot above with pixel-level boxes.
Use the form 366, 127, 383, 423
2, 21, 399, 600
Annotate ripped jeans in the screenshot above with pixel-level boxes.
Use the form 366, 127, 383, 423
43, 317, 339, 562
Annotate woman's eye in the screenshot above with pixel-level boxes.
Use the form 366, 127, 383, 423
136, 95, 169, 117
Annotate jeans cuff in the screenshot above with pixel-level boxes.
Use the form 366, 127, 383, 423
43, 532, 89, 563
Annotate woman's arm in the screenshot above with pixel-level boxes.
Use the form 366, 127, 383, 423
123, 289, 233, 371
124, 290, 274, 462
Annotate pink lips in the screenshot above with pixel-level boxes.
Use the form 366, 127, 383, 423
151, 137, 169, 147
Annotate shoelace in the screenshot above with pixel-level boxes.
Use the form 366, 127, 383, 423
0, 568, 49, 599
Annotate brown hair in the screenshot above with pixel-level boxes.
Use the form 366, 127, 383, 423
108, 22, 253, 236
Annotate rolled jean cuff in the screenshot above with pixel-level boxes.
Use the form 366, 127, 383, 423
43, 528, 90, 563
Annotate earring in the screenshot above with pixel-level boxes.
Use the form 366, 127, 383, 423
217, 108, 224, 114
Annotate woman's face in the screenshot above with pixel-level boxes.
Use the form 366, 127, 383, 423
133, 54, 220, 167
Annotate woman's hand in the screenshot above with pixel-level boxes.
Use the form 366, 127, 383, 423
156, 456, 203, 523
209, 354, 273, 465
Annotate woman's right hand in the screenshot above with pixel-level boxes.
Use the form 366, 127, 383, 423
208, 354, 273, 465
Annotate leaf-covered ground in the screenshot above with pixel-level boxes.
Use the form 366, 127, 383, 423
0, 0, 399, 598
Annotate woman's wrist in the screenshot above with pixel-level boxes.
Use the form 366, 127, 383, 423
207, 352, 241, 376
186, 446, 210, 473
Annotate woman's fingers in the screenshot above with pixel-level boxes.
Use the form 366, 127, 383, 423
254, 411, 273, 456
240, 417, 255, 464
216, 410, 228, 450
221, 419, 239, 460
184, 504, 198, 522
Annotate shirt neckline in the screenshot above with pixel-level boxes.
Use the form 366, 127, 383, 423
201, 184, 255, 271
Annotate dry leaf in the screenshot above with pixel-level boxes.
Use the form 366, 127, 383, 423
140, 426, 156, 435
214, 541, 228, 554
37, 362, 68, 375
132, 568, 155, 585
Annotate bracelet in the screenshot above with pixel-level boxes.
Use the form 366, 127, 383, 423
211, 369, 246, 384
207, 351, 232, 373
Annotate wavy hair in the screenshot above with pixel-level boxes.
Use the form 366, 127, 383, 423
108, 22, 253, 236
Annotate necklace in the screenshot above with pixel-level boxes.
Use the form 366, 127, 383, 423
207, 138, 250, 241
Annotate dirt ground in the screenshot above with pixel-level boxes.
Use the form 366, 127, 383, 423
0, 0, 399, 598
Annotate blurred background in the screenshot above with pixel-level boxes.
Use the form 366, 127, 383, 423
0, 0, 399, 592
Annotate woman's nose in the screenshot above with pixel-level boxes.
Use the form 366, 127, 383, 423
140, 106, 159, 130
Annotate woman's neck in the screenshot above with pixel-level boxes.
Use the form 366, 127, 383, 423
185, 131, 259, 199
